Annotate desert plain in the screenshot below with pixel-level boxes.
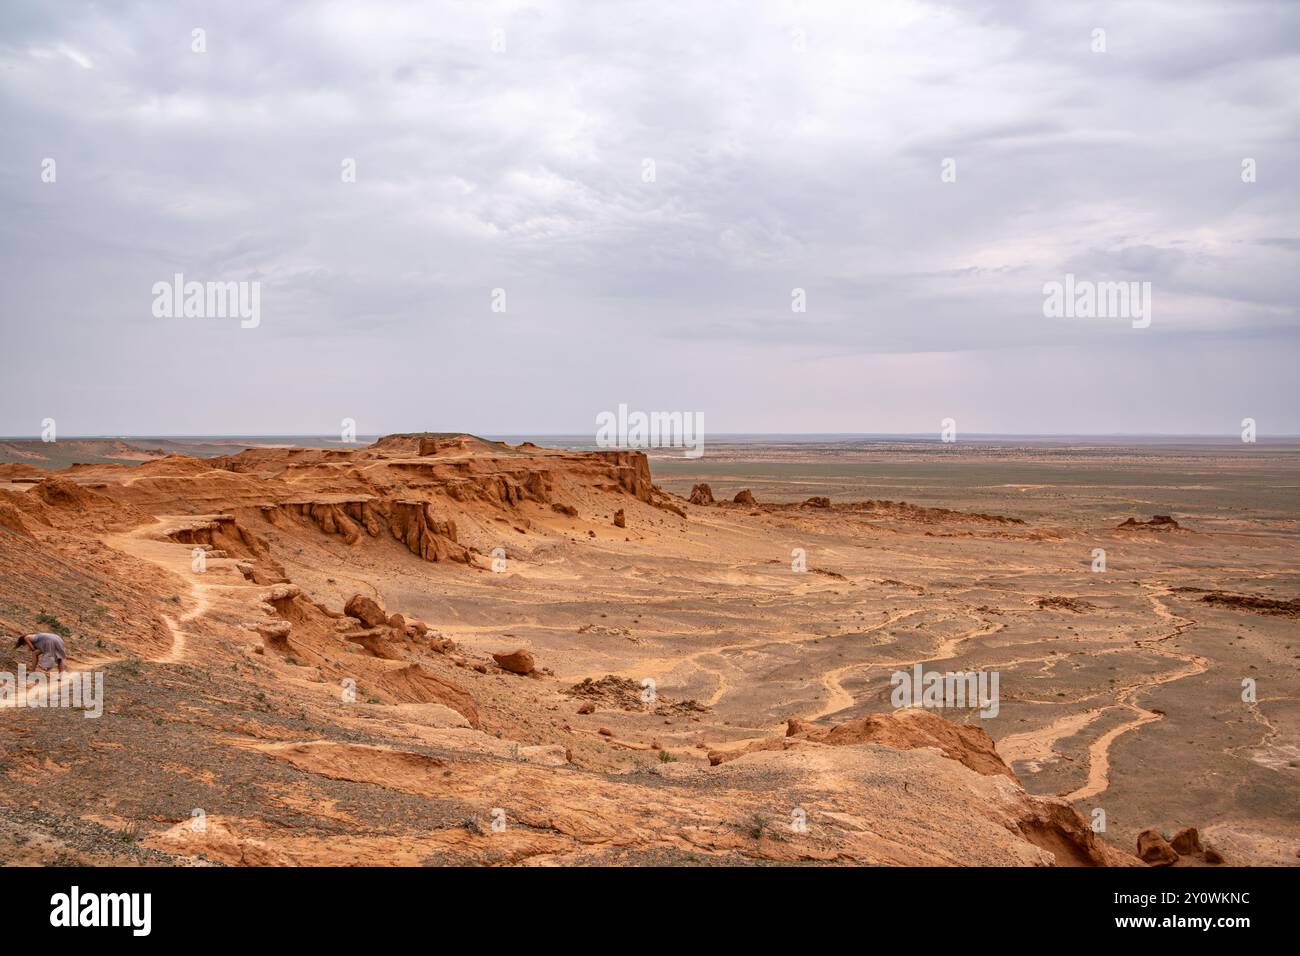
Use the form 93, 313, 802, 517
0, 434, 1296, 866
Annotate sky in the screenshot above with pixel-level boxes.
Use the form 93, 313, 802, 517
1, 0, 1297, 437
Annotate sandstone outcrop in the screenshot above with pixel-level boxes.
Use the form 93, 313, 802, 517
709, 709, 1135, 866
1119, 515, 1181, 531
388, 500, 470, 563
372, 664, 481, 727
168, 515, 288, 583
713, 709, 1014, 779
689, 483, 715, 505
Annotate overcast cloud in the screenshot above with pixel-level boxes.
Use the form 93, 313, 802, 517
1, 0, 1297, 436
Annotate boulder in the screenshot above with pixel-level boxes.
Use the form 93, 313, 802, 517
785, 717, 818, 737
344, 594, 388, 628
1169, 827, 1203, 856
1137, 829, 1180, 866
613, 509, 626, 528
265, 584, 302, 603
688, 484, 715, 505
493, 648, 536, 675
733, 489, 756, 505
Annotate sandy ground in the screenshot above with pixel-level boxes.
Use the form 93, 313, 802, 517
0, 436, 1295, 866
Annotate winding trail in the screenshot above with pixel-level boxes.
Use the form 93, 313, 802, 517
803, 616, 1002, 722
1060, 588, 1207, 802
103, 517, 230, 664
5, 518, 219, 709
997, 708, 1107, 768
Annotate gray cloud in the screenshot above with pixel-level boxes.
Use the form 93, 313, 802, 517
1, 0, 1297, 436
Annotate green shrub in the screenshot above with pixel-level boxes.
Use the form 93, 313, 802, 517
35, 612, 71, 638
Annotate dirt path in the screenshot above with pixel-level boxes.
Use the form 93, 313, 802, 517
103, 518, 234, 664
802, 615, 1000, 722
997, 708, 1107, 767
1062, 588, 1207, 802
805, 662, 858, 721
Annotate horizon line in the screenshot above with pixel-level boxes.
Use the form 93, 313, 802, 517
3, 432, 1299, 441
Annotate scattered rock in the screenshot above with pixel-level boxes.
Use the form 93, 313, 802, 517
577, 702, 595, 714
1189, 590, 1300, 618
802, 496, 831, 508
1036, 596, 1096, 613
